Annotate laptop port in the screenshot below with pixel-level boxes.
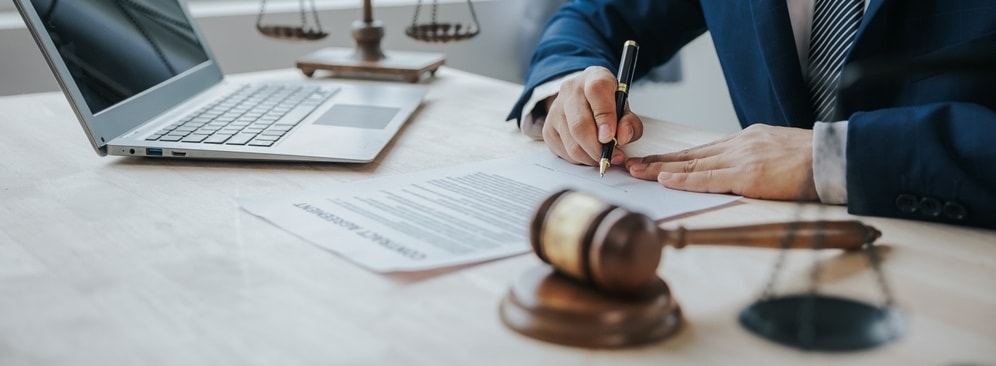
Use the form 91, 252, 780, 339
146, 148, 163, 156
171, 151, 187, 157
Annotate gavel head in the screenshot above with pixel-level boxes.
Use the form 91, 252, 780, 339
529, 189, 663, 294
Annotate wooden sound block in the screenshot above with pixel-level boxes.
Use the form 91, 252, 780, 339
499, 265, 683, 348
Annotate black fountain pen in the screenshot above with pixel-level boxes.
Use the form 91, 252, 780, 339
600, 40, 640, 177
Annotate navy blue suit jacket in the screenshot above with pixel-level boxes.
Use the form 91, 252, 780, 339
509, 0, 996, 229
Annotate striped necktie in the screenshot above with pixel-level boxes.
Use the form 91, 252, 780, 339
808, 0, 864, 122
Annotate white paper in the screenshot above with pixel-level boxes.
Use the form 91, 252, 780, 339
237, 152, 739, 272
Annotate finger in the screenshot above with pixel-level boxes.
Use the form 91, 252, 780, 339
653, 155, 730, 174
616, 103, 644, 146
561, 105, 601, 163
548, 126, 593, 165
559, 82, 603, 163
657, 168, 742, 195
624, 156, 661, 181
611, 146, 626, 165
553, 103, 597, 165
541, 111, 570, 162
638, 138, 733, 163
627, 155, 729, 180
542, 101, 582, 164
582, 67, 621, 144
565, 137, 597, 165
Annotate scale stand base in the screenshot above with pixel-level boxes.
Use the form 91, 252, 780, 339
499, 265, 683, 348
296, 47, 445, 83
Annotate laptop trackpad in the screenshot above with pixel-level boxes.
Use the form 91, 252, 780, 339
313, 104, 400, 130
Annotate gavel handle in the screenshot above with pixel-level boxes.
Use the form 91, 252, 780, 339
662, 220, 880, 250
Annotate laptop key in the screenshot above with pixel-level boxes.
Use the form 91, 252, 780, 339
248, 138, 276, 147
182, 134, 210, 143
159, 134, 185, 142
225, 133, 257, 145
204, 134, 233, 144
272, 106, 316, 126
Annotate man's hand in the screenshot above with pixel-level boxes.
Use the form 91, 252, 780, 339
624, 124, 819, 201
542, 66, 644, 165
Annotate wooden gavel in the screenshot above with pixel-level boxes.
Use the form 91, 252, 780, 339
529, 190, 882, 295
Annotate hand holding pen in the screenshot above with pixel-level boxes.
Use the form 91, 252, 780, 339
537, 41, 643, 170
599, 40, 640, 177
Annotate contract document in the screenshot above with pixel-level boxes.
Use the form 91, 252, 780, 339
238, 152, 739, 272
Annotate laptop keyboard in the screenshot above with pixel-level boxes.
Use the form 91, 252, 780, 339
146, 84, 337, 147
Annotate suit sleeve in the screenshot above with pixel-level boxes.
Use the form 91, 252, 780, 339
846, 102, 996, 229
506, 0, 708, 123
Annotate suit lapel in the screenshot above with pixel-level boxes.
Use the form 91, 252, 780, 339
839, 0, 890, 115
748, 0, 814, 127
848, 0, 888, 63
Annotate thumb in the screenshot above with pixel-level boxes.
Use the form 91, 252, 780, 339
583, 69, 620, 144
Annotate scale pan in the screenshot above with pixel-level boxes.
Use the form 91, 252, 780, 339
739, 295, 905, 351
405, 23, 479, 42
257, 25, 328, 41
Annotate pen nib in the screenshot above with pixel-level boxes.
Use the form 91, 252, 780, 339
599, 158, 609, 178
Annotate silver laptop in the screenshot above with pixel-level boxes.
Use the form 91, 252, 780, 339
14, 0, 428, 162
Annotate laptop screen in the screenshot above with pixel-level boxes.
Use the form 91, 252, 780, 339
28, 0, 210, 114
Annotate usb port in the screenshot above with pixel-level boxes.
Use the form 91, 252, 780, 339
170, 151, 187, 157
146, 148, 163, 156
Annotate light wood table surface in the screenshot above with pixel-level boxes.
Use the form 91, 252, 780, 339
1, 67, 994, 366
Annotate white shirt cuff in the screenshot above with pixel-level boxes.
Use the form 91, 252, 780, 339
812, 121, 849, 204
519, 72, 581, 140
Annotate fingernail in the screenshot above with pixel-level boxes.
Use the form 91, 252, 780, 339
658, 172, 673, 181
629, 162, 646, 171
598, 124, 611, 142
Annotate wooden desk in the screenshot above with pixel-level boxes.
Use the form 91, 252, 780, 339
0, 68, 993, 365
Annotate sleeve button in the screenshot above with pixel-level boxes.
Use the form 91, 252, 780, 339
895, 194, 918, 213
943, 201, 967, 220
919, 197, 942, 217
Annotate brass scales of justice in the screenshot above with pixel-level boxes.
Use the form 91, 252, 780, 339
256, 0, 480, 83
500, 189, 906, 351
